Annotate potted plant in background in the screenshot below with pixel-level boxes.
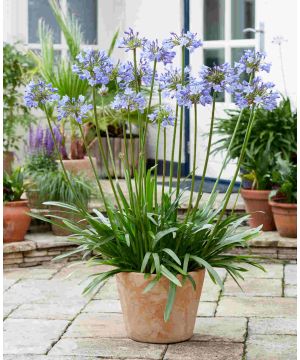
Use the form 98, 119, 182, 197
33, 169, 92, 236
3, 168, 31, 243
25, 33, 279, 343
3, 43, 36, 173
24, 125, 65, 209
214, 97, 297, 230
269, 156, 297, 238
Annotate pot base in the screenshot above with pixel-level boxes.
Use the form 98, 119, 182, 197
116, 270, 205, 344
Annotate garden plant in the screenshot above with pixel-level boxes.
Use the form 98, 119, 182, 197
24, 29, 279, 342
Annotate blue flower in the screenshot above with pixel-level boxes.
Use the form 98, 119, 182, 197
234, 77, 279, 110
159, 66, 190, 97
199, 63, 239, 93
111, 88, 146, 112
235, 50, 271, 75
24, 80, 59, 108
175, 80, 212, 108
57, 95, 93, 123
148, 105, 176, 127
72, 49, 114, 86
163, 31, 202, 52
118, 28, 147, 51
141, 40, 176, 65
116, 61, 135, 89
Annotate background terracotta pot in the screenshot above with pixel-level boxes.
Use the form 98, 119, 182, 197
49, 206, 86, 236
116, 270, 205, 344
3, 151, 14, 175
57, 157, 96, 179
241, 189, 275, 231
3, 200, 31, 242
269, 200, 297, 238
26, 189, 46, 209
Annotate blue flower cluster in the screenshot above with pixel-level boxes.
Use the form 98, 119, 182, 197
72, 49, 114, 86
111, 88, 146, 112
24, 80, 59, 108
234, 77, 280, 111
159, 66, 190, 97
141, 40, 176, 65
163, 31, 202, 52
118, 28, 147, 52
235, 50, 271, 75
176, 80, 212, 108
57, 95, 93, 123
148, 105, 176, 127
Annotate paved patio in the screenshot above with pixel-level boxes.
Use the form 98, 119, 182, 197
3, 260, 296, 360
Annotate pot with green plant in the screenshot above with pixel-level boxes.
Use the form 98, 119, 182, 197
25, 37, 279, 343
33, 169, 92, 236
269, 156, 297, 238
3, 168, 31, 243
214, 97, 296, 231
3, 43, 36, 173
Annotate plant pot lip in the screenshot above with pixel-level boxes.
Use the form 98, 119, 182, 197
269, 200, 297, 209
241, 188, 272, 200
117, 269, 205, 279
241, 188, 271, 195
4, 199, 29, 207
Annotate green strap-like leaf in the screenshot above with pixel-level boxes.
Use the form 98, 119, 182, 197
161, 265, 182, 287
141, 252, 152, 273
164, 281, 177, 322
161, 248, 182, 265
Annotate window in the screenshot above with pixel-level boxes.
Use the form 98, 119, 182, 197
202, 0, 255, 102
27, 0, 98, 57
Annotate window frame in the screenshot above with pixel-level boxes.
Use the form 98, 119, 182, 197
24, 0, 100, 58
194, 0, 257, 103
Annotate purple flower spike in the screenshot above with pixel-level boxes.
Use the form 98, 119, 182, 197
57, 95, 93, 123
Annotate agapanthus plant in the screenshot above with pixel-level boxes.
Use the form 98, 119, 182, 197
25, 32, 278, 322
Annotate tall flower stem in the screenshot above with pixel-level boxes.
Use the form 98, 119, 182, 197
168, 104, 179, 193
154, 122, 161, 210
92, 88, 122, 212
185, 103, 198, 218
161, 127, 167, 208
175, 46, 186, 200
213, 105, 256, 232
190, 92, 216, 219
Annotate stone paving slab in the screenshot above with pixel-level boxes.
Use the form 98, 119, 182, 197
3, 318, 69, 355
197, 302, 217, 317
9, 302, 84, 321
239, 263, 283, 279
4, 279, 92, 305
284, 284, 297, 297
4, 267, 60, 280
248, 317, 297, 335
63, 312, 126, 338
246, 334, 297, 360
82, 299, 122, 313
217, 296, 296, 317
223, 277, 282, 297
93, 278, 119, 299
49, 338, 167, 359
4, 279, 19, 292
3, 304, 18, 319
201, 277, 222, 302
192, 317, 247, 342
284, 264, 297, 285
164, 341, 244, 360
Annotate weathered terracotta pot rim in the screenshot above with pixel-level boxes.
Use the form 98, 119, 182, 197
241, 188, 271, 198
269, 201, 297, 210
4, 200, 29, 207
118, 269, 204, 279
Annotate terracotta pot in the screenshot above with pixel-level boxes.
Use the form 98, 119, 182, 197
3, 200, 31, 242
116, 270, 205, 344
49, 206, 86, 236
241, 189, 275, 231
269, 200, 297, 238
3, 151, 14, 175
57, 157, 96, 179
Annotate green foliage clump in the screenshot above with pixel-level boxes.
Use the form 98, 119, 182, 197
3, 168, 27, 202
271, 156, 297, 203
213, 98, 297, 190
3, 43, 36, 151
